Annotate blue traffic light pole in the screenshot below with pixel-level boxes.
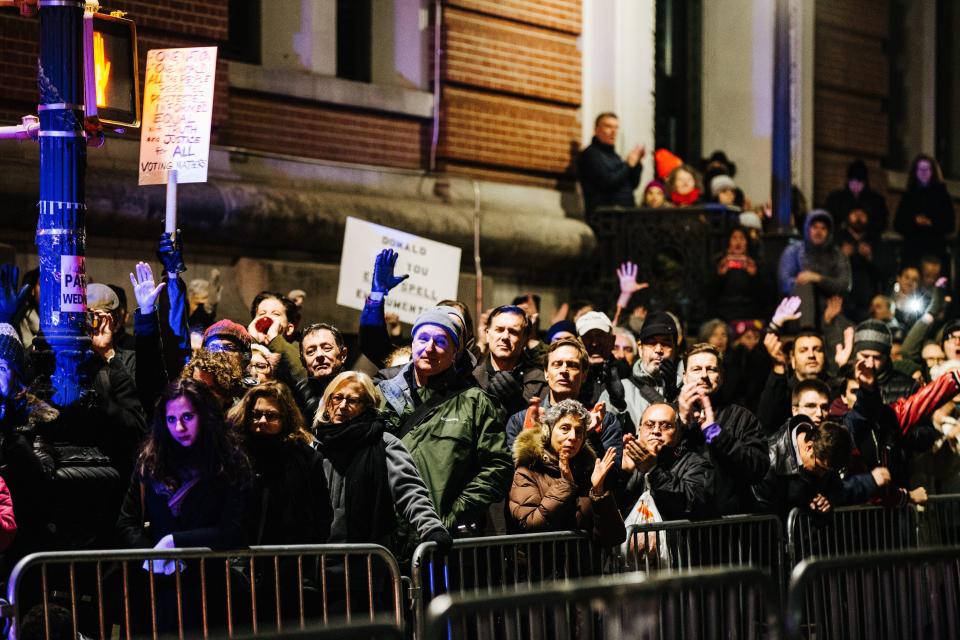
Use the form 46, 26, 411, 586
37, 0, 89, 407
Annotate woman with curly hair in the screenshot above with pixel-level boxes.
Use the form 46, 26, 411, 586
116, 378, 251, 633
227, 381, 331, 546
509, 398, 624, 546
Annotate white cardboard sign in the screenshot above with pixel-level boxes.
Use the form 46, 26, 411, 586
336, 217, 462, 324
60, 255, 87, 312
138, 47, 218, 186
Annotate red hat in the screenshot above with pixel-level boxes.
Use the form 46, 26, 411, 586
655, 149, 683, 180
202, 319, 252, 350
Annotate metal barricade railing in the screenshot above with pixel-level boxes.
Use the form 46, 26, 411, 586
786, 504, 919, 566
919, 493, 960, 546
786, 546, 960, 640
425, 567, 783, 640
409, 531, 618, 640
233, 620, 404, 639
624, 514, 785, 581
6, 543, 404, 640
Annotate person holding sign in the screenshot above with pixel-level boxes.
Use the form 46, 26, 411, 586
378, 307, 512, 538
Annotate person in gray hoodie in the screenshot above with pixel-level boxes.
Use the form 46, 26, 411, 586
777, 209, 852, 331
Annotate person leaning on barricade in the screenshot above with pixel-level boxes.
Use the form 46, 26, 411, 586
378, 306, 512, 540
751, 418, 854, 518
508, 398, 624, 546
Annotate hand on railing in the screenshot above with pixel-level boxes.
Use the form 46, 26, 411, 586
141, 534, 184, 576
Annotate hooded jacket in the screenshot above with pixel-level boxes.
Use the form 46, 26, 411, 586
509, 428, 625, 546
777, 210, 852, 296
378, 363, 512, 529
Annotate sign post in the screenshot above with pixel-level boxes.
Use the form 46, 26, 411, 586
336, 217, 462, 325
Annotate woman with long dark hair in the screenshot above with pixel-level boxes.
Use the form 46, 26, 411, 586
227, 381, 330, 546
894, 153, 955, 269
116, 378, 251, 633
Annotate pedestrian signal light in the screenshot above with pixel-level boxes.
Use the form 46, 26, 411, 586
89, 12, 140, 128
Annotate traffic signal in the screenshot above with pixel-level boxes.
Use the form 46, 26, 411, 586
90, 12, 139, 129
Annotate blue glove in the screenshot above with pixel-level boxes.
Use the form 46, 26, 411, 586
0, 264, 30, 324
371, 249, 409, 294
157, 231, 186, 274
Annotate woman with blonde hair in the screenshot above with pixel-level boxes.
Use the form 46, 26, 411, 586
313, 370, 449, 548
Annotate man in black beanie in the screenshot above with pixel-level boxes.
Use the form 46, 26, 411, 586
853, 319, 917, 404
629, 311, 682, 420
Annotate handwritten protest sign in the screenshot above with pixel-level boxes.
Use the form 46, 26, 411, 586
138, 47, 217, 186
336, 217, 462, 324
60, 255, 87, 312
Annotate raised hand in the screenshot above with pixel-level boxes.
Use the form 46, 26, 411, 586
835, 326, 854, 368
855, 357, 876, 389
205, 268, 222, 313
371, 249, 409, 294
591, 447, 617, 493
616, 261, 649, 308
0, 264, 30, 324
823, 295, 843, 326
771, 296, 802, 327
558, 449, 574, 482
247, 315, 281, 345
157, 230, 186, 275
129, 262, 167, 314
698, 393, 715, 429
550, 302, 570, 324
588, 401, 606, 433
521, 396, 542, 430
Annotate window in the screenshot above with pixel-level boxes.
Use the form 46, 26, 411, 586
654, 0, 702, 161
935, 0, 960, 178
336, 0, 372, 82
223, 0, 261, 65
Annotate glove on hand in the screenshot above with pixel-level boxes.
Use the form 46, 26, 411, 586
489, 370, 524, 414
157, 231, 187, 274
422, 526, 453, 554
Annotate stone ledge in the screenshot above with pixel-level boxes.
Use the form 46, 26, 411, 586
228, 62, 435, 119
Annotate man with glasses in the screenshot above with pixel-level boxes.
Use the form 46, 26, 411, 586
621, 403, 715, 520
379, 306, 511, 535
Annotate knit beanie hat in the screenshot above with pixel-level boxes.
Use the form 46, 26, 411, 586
853, 320, 892, 355
709, 174, 736, 196
847, 159, 868, 182
412, 306, 463, 348
203, 319, 252, 350
0, 323, 24, 374
655, 148, 683, 180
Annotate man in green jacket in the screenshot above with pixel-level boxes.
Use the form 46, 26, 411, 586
378, 306, 511, 532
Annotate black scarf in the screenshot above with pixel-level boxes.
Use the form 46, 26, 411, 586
313, 412, 394, 542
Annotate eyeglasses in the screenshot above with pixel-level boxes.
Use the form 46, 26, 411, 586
251, 410, 282, 422
330, 394, 364, 409
945, 333, 960, 343
640, 420, 676, 433
248, 361, 272, 372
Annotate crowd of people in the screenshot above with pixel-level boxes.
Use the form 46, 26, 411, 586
0, 111, 957, 634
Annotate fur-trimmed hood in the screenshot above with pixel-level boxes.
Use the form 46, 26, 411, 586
513, 427, 596, 470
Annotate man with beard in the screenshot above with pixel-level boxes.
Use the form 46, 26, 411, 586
677, 343, 769, 515
473, 305, 547, 416
628, 312, 682, 432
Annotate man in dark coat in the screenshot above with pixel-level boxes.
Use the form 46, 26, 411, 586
677, 343, 770, 515
824, 158, 889, 237
577, 112, 645, 216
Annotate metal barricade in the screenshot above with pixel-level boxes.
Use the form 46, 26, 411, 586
786, 504, 919, 566
6, 543, 404, 640
787, 546, 960, 640
410, 531, 618, 640
919, 493, 960, 546
624, 514, 785, 583
425, 567, 782, 640
233, 620, 404, 639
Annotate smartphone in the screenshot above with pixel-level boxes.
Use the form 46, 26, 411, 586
254, 316, 273, 333
727, 258, 745, 270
